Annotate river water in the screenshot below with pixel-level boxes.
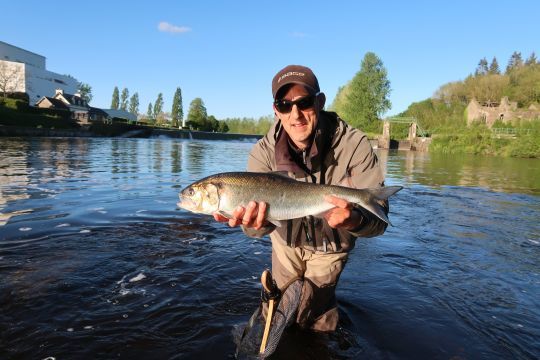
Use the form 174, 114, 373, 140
0, 137, 538, 359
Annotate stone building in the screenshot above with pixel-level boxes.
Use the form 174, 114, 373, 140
466, 97, 540, 127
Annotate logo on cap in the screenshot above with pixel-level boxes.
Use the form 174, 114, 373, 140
278, 71, 305, 83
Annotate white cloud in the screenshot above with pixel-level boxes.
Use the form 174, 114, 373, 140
158, 21, 191, 34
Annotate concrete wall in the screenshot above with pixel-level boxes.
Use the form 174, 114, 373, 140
0, 124, 263, 141
0, 41, 46, 69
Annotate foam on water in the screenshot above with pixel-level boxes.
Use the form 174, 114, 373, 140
129, 273, 146, 282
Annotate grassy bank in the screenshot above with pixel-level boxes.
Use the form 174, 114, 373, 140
429, 122, 540, 158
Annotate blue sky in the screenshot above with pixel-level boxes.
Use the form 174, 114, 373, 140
2, 1, 538, 119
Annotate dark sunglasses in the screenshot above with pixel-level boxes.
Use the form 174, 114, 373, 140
274, 92, 320, 113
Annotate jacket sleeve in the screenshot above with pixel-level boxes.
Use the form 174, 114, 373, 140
345, 134, 389, 238
241, 138, 277, 238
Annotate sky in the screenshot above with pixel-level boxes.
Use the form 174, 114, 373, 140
1, 1, 538, 119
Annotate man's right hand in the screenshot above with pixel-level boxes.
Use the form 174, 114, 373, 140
213, 201, 268, 230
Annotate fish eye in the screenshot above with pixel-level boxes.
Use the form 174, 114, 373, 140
185, 188, 194, 196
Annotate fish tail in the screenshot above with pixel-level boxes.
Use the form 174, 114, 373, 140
354, 186, 403, 225
369, 186, 403, 201
357, 200, 392, 225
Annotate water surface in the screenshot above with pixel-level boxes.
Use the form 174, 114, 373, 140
0, 137, 538, 359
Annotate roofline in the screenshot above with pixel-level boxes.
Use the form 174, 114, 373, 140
0, 40, 46, 60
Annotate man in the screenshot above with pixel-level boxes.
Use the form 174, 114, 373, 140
214, 65, 389, 332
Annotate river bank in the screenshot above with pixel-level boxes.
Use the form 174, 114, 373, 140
0, 123, 262, 141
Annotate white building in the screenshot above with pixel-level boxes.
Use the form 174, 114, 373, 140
0, 41, 78, 104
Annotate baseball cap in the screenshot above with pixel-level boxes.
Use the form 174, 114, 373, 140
271, 65, 320, 99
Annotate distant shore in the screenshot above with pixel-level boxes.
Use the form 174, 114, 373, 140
0, 123, 262, 141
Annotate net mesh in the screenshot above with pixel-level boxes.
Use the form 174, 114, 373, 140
261, 279, 302, 358
234, 279, 303, 359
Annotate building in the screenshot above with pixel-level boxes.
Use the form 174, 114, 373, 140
466, 97, 540, 127
0, 41, 78, 104
36, 89, 135, 125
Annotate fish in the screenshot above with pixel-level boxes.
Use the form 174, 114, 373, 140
177, 172, 402, 226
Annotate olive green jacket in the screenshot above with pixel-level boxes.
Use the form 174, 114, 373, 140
243, 111, 389, 253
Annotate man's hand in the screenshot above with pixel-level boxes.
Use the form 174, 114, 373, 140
324, 195, 362, 230
213, 201, 268, 230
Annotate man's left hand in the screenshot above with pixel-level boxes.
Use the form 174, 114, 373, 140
324, 195, 362, 230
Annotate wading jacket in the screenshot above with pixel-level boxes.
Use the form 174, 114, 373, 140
243, 111, 389, 253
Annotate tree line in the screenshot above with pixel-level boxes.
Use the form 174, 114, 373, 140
402, 51, 540, 132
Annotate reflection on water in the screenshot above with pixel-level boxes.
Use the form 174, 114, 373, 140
382, 150, 540, 194
0, 137, 539, 359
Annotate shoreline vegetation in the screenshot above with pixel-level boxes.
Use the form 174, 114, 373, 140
1, 96, 538, 158
2, 51, 539, 158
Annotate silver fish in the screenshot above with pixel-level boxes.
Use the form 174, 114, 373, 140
177, 172, 402, 225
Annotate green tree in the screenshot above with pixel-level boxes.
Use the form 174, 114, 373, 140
341, 52, 391, 132
525, 52, 538, 66
129, 92, 139, 115
120, 88, 129, 111
219, 121, 230, 133
153, 93, 164, 124
111, 86, 119, 109
171, 87, 183, 128
187, 97, 208, 130
475, 57, 489, 76
488, 57, 501, 75
507, 63, 540, 106
147, 102, 153, 123
506, 51, 524, 73
77, 82, 93, 103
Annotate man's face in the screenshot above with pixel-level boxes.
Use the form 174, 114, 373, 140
273, 84, 324, 150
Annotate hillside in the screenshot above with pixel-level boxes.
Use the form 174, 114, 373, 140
399, 52, 540, 158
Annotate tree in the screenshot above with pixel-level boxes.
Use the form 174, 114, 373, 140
475, 57, 489, 76
147, 102, 154, 123
506, 51, 524, 73
207, 115, 220, 132
111, 86, 119, 109
341, 52, 391, 131
219, 121, 230, 133
153, 93, 164, 124
120, 88, 129, 111
0, 61, 23, 102
187, 97, 208, 130
525, 52, 538, 66
77, 82, 93, 103
129, 92, 139, 115
171, 87, 183, 128
488, 57, 500, 75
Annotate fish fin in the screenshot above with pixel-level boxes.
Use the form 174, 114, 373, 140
216, 210, 232, 219
269, 171, 290, 178
353, 202, 393, 226
368, 186, 403, 201
312, 208, 336, 219
268, 219, 282, 228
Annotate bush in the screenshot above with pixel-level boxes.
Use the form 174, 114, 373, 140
0, 103, 79, 129
0, 92, 29, 102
